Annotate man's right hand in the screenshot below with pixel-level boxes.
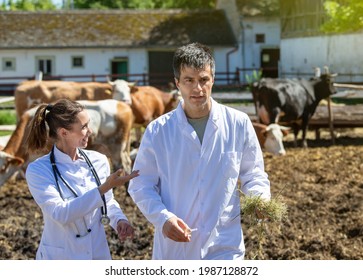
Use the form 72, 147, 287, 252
162, 216, 191, 242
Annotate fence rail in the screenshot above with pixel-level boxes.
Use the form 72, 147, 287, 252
2, 68, 363, 97
0, 68, 267, 96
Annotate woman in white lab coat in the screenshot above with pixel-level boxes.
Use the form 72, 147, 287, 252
129, 43, 271, 260
25, 99, 139, 260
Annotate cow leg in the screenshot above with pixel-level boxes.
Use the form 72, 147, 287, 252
301, 122, 309, 148
120, 140, 132, 175
272, 108, 281, 124
292, 124, 300, 147
135, 127, 143, 144
300, 129, 308, 148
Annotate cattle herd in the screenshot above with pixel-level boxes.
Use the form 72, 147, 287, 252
0, 79, 181, 185
3, 71, 363, 261
0, 68, 338, 187
252, 71, 337, 148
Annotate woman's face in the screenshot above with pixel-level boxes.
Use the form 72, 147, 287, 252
65, 110, 92, 149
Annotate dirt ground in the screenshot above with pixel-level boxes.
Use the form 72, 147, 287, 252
0, 128, 362, 260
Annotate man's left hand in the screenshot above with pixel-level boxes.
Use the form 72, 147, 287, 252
117, 219, 134, 242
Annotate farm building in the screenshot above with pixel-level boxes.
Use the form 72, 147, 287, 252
219, 0, 281, 82
0, 0, 283, 93
0, 9, 238, 90
279, 0, 363, 83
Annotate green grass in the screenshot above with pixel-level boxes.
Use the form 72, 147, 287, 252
331, 97, 363, 105
240, 192, 288, 259
0, 100, 15, 106
0, 130, 12, 136
0, 110, 16, 125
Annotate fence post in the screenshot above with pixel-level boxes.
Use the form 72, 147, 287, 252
327, 97, 335, 145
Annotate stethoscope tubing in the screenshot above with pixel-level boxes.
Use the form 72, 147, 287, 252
50, 146, 109, 222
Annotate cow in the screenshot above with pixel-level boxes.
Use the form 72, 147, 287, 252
252, 73, 337, 147
14, 79, 133, 119
252, 122, 290, 156
127, 122, 289, 165
0, 99, 134, 186
127, 86, 181, 143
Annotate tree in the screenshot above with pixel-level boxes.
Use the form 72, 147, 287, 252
0, 0, 56, 10
321, 0, 363, 33
72, 0, 215, 9
236, 0, 279, 16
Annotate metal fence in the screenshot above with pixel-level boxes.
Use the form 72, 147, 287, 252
1, 68, 362, 96
0, 70, 251, 96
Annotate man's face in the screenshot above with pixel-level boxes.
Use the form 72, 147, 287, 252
175, 65, 214, 119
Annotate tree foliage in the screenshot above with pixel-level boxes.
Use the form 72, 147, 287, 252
236, 0, 279, 16
0, 0, 281, 12
321, 0, 363, 33
67, 0, 216, 10
0, 0, 56, 10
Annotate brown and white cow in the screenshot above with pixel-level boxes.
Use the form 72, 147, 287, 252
14, 79, 133, 119
252, 122, 290, 156
0, 99, 134, 186
128, 86, 181, 142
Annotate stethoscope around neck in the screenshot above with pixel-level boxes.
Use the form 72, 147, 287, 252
50, 146, 110, 237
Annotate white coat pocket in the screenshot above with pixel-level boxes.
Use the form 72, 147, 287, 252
221, 151, 241, 179
37, 243, 65, 260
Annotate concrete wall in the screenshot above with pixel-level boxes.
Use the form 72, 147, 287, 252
239, 16, 281, 82
0, 48, 148, 84
280, 32, 363, 82
0, 47, 239, 85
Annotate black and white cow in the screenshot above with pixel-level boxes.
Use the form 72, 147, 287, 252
252, 73, 337, 147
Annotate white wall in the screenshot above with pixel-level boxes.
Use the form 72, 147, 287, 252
280, 32, 363, 82
0, 47, 239, 85
239, 17, 280, 82
0, 48, 148, 84
213, 46, 240, 84
242, 17, 280, 68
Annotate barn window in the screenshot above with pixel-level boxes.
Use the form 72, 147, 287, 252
2, 58, 16, 71
262, 54, 270, 63
256, 34, 265, 43
72, 56, 84, 68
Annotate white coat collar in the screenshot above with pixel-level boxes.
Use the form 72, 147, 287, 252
176, 97, 221, 125
53, 145, 84, 164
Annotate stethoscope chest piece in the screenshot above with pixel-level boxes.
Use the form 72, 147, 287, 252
51, 147, 111, 231
101, 215, 110, 225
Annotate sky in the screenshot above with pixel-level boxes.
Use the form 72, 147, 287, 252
52, 0, 63, 8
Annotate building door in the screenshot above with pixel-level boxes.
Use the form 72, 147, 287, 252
148, 51, 175, 89
36, 56, 55, 77
261, 48, 280, 78
111, 58, 128, 80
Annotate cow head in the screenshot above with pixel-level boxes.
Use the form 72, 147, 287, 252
168, 89, 182, 111
263, 124, 290, 156
108, 79, 133, 105
0, 151, 24, 186
314, 73, 338, 100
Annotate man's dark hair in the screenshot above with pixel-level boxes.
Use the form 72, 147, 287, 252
173, 42, 215, 80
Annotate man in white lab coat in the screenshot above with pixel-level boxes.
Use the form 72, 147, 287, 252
128, 42, 271, 260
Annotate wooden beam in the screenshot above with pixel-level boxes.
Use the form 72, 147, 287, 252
333, 83, 363, 89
